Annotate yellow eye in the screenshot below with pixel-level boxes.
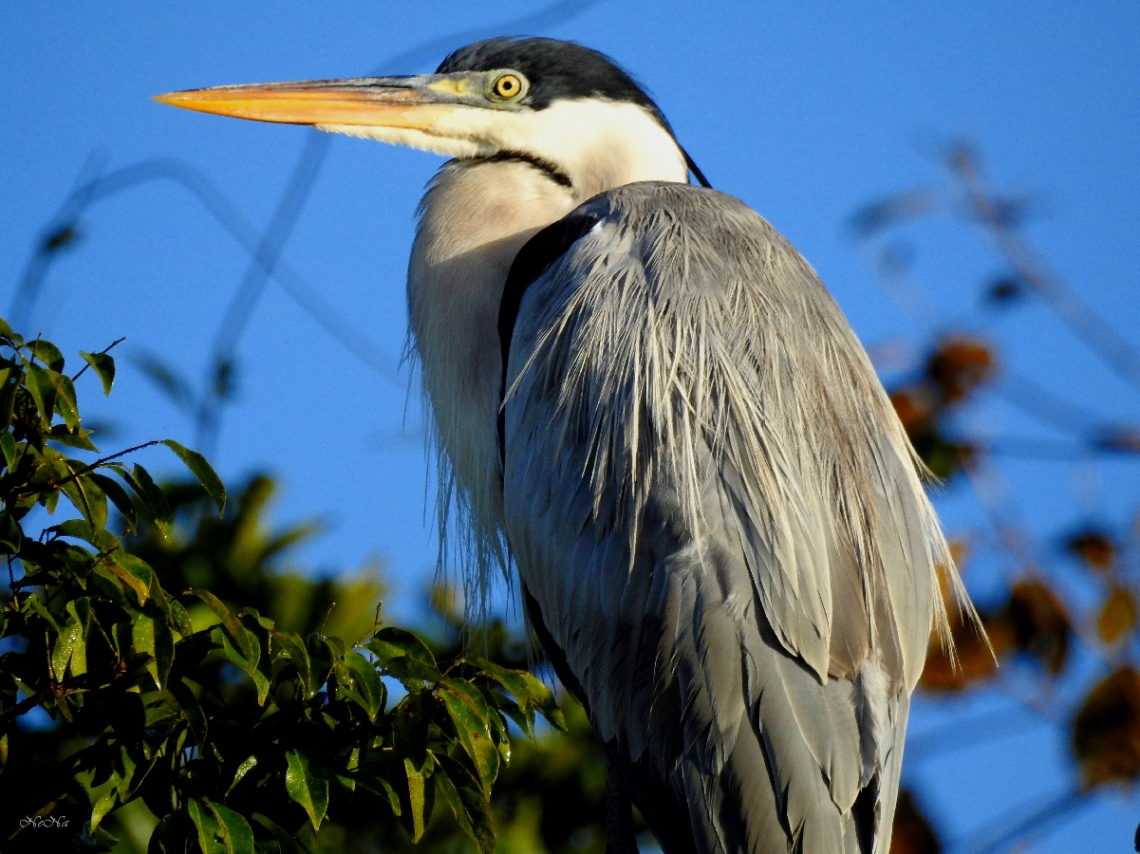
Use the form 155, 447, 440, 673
493, 73, 523, 100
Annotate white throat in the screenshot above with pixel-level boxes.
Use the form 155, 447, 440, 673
394, 97, 690, 603
322, 98, 689, 201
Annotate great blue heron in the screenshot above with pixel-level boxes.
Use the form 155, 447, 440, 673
157, 36, 977, 854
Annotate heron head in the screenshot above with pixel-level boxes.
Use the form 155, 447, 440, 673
154, 37, 693, 196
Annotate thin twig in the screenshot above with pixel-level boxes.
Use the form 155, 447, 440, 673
48, 439, 164, 490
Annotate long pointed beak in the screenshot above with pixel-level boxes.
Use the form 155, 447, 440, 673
153, 74, 477, 130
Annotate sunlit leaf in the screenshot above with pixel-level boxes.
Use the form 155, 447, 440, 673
341, 649, 385, 722
90, 791, 117, 833
404, 756, 427, 842
108, 553, 155, 605
467, 656, 529, 702
24, 363, 56, 427
79, 350, 116, 395
519, 671, 566, 731
163, 439, 226, 516
226, 755, 259, 797
440, 678, 499, 790
285, 749, 329, 831
133, 609, 175, 689
29, 338, 65, 371
51, 603, 84, 680
49, 370, 80, 430
196, 590, 255, 665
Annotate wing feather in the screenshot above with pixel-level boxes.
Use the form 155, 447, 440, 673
503, 181, 957, 853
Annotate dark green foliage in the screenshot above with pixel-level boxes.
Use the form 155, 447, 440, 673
0, 319, 562, 854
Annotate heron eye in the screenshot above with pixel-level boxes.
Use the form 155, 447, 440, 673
492, 73, 524, 100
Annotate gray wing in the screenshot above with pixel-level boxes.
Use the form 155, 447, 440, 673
502, 182, 946, 854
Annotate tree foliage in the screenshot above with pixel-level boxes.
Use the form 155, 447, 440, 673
0, 321, 563, 853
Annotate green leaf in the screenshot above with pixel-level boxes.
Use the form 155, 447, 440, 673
275, 631, 317, 698
56, 516, 115, 550
304, 634, 335, 690
133, 609, 175, 689
207, 800, 255, 854
47, 422, 98, 451
227, 755, 259, 796
196, 590, 256, 665
51, 607, 83, 680
23, 592, 61, 631
63, 468, 108, 530
520, 671, 566, 731
108, 553, 155, 605
285, 749, 329, 831
432, 753, 496, 854
65, 598, 91, 677
367, 627, 442, 685
131, 464, 173, 541
24, 363, 56, 427
367, 627, 438, 667
439, 679, 499, 790
0, 432, 17, 468
341, 649, 385, 722
162, 439, 226, 516
188, 799, 222, 854
49, 370, 80, 430
168, 598, 194, 638
80, 350, 116, 395
90, 472, 138, 532
29, 338, 65, 370
90, 791, 117, 833
467, 656, 530, 703
404, 756, 427, 843
189, 798, 255, 854
150, 585, 192, 639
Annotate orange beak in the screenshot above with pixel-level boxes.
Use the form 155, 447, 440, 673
154, 73, 481, 130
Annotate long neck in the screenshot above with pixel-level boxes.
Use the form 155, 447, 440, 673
407, 128, 688, 546
407, 159, 575, 543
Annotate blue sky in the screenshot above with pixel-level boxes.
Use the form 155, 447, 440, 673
4, 3, 1139, 851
